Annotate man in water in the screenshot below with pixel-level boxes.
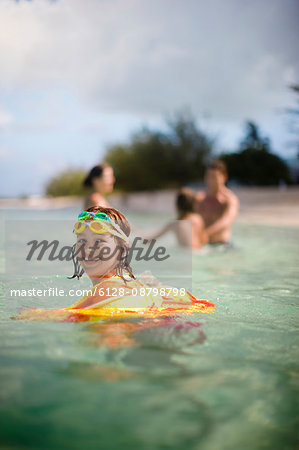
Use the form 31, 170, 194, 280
195, 160, 239, 244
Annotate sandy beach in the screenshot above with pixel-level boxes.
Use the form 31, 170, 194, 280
1, 187, 299, 228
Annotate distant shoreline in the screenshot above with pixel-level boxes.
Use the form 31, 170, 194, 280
1, 187, 299, 228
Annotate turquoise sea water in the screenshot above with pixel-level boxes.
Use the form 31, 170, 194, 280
0, 209, 298, 449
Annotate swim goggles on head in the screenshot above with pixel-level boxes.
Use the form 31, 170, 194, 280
74, 211, 129, 244
77, 211, 112, 222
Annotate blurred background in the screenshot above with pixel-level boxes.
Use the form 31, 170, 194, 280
0, 0, 298, 205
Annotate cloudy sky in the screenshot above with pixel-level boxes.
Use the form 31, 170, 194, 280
0, 0, 298, 197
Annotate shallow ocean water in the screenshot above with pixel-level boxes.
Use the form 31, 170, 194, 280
0, 208, 298, 450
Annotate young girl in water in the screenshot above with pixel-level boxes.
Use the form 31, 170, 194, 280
14, 206, 214, 321
142, 188, 208, 249
67, 206, 203, 310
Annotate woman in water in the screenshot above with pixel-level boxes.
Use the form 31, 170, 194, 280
83, 164, 115, 209
14, 206, 214, 321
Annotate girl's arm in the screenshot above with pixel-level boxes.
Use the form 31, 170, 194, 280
138, 222, 175, 241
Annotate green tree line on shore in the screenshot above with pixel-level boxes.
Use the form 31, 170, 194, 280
45, 113, 291, 197
105, 113, 213, 191
221, 122, 290, 186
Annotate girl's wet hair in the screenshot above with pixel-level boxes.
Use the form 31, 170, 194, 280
69, 206, 135, 282
83, 163, 111, 188
176, 188, 196, 217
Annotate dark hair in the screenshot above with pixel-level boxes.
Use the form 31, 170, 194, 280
207, 159, 228, 177
83, 164, 111, 188
69, 206, 135, 282
176, 188, 196, 217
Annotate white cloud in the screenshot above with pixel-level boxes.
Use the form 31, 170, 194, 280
0, 0, 298, 121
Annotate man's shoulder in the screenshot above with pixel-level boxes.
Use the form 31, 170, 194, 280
223, 187, 239, 206
222, 186, 238, 199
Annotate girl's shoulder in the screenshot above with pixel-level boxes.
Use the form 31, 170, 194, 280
178, 212, 202, 223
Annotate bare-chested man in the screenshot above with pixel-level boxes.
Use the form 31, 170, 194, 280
195, 160, 239, 244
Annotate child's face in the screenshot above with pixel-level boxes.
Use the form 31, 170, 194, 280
75, 227, 121, 279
